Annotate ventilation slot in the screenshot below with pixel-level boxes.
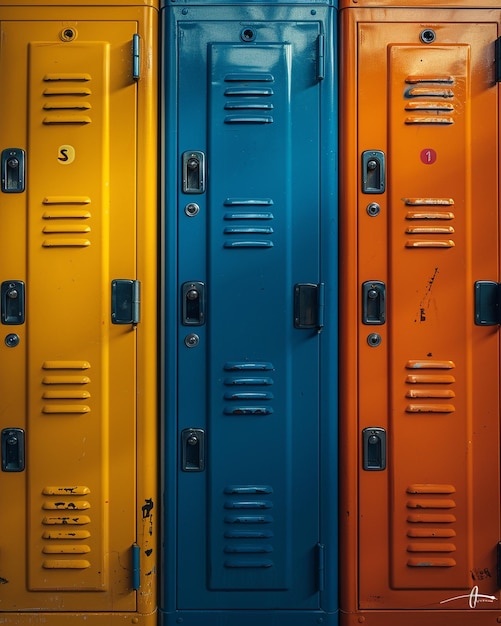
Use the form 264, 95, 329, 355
42, 74, 93, 125
223, 362, 274, 417
223, 73, 274, 125
41, 361, 91, 414
404, 75, 456, 126
403, 198, 456, 248
222, 199, 275, 248
405, 360, 456, 414
406, 484, 458, 568
41, 197, 92, 247
223, 484, 275, 569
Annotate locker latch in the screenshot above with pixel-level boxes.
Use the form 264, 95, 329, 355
1, 148, 25, 193
362, 281, 386, 325
182, 151, 206, 194
362, 150, 385, 194
495, 37, 501, 83
182, 281, 206, 326
1, 428, 25, 472
474, 281, 501, 325
1, 281, 25, 325
294, 283, 324, 330
111, 279, 140, 325
362, 427, 386, 471
181, 428, 205, 472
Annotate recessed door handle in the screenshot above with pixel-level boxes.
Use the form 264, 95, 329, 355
1, 148, 25, 193
362, 150, 385, 194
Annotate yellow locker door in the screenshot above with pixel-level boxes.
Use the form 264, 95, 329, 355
340, 6, 501, 624
0, 12, 156, 617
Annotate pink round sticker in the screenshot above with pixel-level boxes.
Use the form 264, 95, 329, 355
420, 148, 437, 164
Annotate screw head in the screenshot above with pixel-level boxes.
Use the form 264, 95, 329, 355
184, 333, 199, 348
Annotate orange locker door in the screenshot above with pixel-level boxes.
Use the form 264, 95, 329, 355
340, 7, 501, 623
0, 11, 156, 618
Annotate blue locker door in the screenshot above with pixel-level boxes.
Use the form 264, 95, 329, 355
163, 5, 337, 620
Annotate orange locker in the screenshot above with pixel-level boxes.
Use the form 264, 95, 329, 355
340, 1, 501, 624
0, 1, 158, 623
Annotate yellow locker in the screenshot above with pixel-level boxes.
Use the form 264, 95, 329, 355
0, 2, 158, 622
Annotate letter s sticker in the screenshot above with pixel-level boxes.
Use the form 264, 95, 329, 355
58, 145, 75, 164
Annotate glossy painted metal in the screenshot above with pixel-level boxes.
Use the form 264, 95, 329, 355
340, 3, 501, 625
161, 2, 338, 625
0, 2, 158, 623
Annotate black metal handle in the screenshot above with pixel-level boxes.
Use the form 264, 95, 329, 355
181, 428, 205, 472
362, 281, 386, 325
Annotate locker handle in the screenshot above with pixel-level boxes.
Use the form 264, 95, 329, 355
182, 151, 206, 194
362, 150, 385, 194
1, 428, 25, 472
1, 148, 25, 193
1, 280, 25, 325
181, 428, 205, 472
362, 281, 386, 325
182, 281, 206, 326
362, 427, 386, 471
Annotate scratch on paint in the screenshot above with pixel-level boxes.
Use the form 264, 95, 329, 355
417, 267, 439, 322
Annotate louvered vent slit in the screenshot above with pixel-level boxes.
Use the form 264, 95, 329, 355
41, 361, 91, 414
42, 73, 93, 125
405, 483, 458, 568
223, 362, 275, 416
404, 75, 456, 127
223, 484, 275, 569
403, 199, 456, 248
41, 197, 92, 247
223, 199, 275, 248
405, 360, 456, 413
223, 72, 274, 125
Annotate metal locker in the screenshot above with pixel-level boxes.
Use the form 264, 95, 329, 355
161, 1, 338, 624
0, 1, 158, 623
340, 1, 501, 625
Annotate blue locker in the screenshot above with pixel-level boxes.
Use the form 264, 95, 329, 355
161, 2, 338, 624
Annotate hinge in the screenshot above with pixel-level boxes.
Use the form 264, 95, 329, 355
474, 281, 501, 326
132, 543, 140, 590
317, 543, 325, 592
132, 34, 140, 81
294, 282, 324, 331
317, 34, 325, 81
496, 37, 501, 83
112, 279, 140, 325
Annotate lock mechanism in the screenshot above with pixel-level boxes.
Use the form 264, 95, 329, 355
182, 151, 206, 194
362, 281, 386, 325
362, 150, 385, 194
181, 428, 205, 472
182, 281, 206, 326
1, 428, 25, 472
1, 148, 26, 193
1, 281, 25, 325
362, 427, 386, 471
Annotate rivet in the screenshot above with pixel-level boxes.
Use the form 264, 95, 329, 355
5, 334, 20, 348
185, 333, 199, 348
367, 333, 382, 347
